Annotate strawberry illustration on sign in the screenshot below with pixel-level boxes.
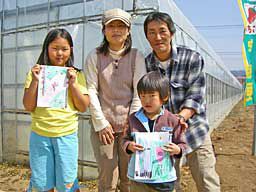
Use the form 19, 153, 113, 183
248, 7, 256, 24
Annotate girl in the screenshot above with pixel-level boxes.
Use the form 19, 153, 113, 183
84, 8, 146, 192
23, 28, 89, 192
121, 71, 187, 192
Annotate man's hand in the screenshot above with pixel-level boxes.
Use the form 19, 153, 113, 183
175, 114, 188, 131
98, 124, 115, 145
176, 108, 195, 131
179, 120, 188, 131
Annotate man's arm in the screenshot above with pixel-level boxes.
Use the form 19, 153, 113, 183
180, 52, 206, 116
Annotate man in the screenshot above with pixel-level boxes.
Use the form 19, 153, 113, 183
143, 12, 221, 192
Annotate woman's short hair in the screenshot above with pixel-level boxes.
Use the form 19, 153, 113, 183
144, 12, 176, 38
137, 71, 170, 103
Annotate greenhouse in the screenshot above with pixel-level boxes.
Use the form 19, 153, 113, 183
0, 0, 242, 179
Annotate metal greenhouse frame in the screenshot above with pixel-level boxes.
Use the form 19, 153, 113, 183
0, 0, 242, 179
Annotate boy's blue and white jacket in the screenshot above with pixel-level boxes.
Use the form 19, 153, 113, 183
121, 107, 187, 183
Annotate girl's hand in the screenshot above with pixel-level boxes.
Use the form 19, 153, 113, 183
162, 142, 181, 156
127, 142, 144, 153
31, 64, 41, 82
67, 67, 77, 86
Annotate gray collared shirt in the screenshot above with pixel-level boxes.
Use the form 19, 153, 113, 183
145, 44, 209, 152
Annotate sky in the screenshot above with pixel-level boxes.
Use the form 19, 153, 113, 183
173, 0, 244, 71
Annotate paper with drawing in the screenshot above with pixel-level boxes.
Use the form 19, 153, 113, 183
134, 132, 173, 180
37, 65, 68, 108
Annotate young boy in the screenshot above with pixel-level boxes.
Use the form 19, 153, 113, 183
121, 71, 187, 192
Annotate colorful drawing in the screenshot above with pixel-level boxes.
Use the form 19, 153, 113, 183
37, 65, 68, 108
134, 132, 173, 180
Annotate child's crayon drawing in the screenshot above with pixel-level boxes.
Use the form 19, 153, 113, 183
37, 65, 68, 108
134, 132, 173, 180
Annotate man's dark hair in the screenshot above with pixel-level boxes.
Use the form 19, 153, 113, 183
144, 12, 176, 38
137, 71, 170, 103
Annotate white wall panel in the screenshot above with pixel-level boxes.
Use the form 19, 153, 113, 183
17, 87, 24, 110
3, 0, 16, 10
16, 114, 31, 151
66, 24, 84, 69
3, 88, 16, 109
3, 34, 16, 49
17, 30, 47, 47
17, 49, 40, 83
59, 3, 84, 20
3, 15, 16, 30
83, 22, 102, 58
18, 9, 48, 28
3, 52, 16, 84
17, 0, 47, 8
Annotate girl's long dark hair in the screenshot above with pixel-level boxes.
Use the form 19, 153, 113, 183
96, 25, 132, 56
37, 28, 79, 70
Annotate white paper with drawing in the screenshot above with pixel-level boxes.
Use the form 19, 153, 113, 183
134, 132, 173, 180
37, 65, 68, 108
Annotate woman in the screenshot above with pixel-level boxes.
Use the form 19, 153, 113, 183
84, 8, 146, 192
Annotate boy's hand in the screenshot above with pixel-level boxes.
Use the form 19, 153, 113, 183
127, 142, 144, 153
162, 142, 181, 156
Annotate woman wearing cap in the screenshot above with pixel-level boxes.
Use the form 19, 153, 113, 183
84, 8, 146, 192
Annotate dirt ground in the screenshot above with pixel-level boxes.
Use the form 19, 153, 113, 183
0, 99, 256, 192
180, 99, 256, 192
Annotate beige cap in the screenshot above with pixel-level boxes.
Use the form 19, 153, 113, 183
102, 8, 131, 27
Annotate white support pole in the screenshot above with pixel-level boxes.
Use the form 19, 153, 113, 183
253, 105, 256, 156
